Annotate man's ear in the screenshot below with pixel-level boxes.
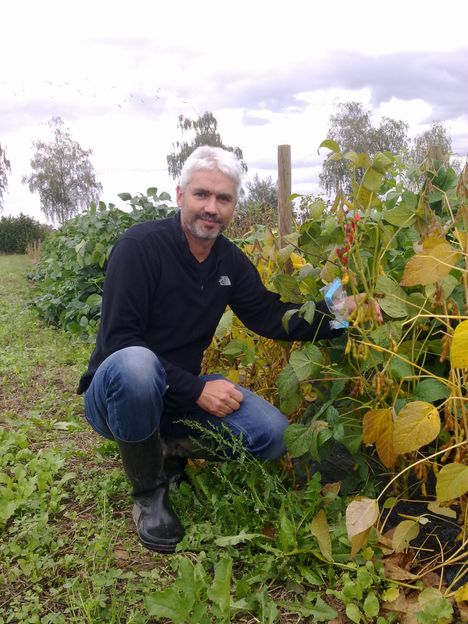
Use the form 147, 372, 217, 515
176, 185, 183, 208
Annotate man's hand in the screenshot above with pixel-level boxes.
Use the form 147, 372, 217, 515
196, 379, 244, 417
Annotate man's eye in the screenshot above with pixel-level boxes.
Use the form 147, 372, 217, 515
217, 195, 231, 203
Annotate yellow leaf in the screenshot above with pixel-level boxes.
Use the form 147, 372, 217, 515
350, 528, 371, 556
393, 401, 440, 455
381, 587, 400, 603
226, 370, 240, 384
310, 509, 332, 561
454, 229, 468, 253
455, 581, 468, 603
363, 408, 392, 443
362, 408, 397, 468
346, 498, 379, 538
427, 501, 457, 519
290, 252, 305, 269
436, 462, 468, 502
392, 519, 420, 553
450, 320, 468, 368
400, 237, 461, 286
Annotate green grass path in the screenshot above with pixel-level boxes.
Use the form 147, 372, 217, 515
0, 256, 171, 623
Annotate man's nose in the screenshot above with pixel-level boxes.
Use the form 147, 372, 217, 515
204, 194, 218, 213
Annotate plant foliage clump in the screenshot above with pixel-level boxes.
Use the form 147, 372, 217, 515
29, 188, 175, 339
0, 214, 48, 254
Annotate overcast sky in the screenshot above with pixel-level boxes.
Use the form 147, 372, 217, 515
1, 0, 467, 223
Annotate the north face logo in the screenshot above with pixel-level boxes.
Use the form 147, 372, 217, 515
219, 275, 231, 286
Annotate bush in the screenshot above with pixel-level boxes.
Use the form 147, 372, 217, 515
0, 213, 49, 254
29, 189, 176, 340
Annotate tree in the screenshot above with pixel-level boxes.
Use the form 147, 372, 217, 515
409, 121, 457, 168
167, 111, 247, 180
319, 102, 409, 194
0, 142, 11, 211
23, 117, 102, 224
244, 174, 278, 209
229, 174, 278, 236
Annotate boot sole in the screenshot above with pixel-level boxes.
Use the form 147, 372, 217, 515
139, 536, 181, 553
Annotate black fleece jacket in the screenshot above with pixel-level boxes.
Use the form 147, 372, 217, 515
77, 213, 341, 409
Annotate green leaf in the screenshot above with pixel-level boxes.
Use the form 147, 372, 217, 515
371, 321, 402, 348
309, 597, 338, 622
146, 187, 158, 197
362, 167, 384, 192
85, 293, 102, 308
282, 308, 299, 333
299, 300, 316, 325
214, 309, 233, 339
375, 275, 408, 318
144, 558, 208, 623
363, 592, 380, 618
417, 589, 454, 624
297, 564, 323, 586
392, 519, 420, 553
383, 204, 416, 227
278, 505, 297, 551
413, 379, 449, 402
277, 365, 302, 415
207, 556, 232, 618
389, 357, 413, 381
330, 378, 346, 400
343, 151, 371, 169
284, 423, 313, 458
159, 191, 172, 201
289, 344, 323, 382
318, 139, 341, 154
215, 531, 262, 547
117, 192, 132, 201
272, 274, 303, 303
372, 151, 394, 172
346, 602, 363, 623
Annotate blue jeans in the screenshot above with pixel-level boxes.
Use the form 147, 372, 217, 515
84, 346, 288, 461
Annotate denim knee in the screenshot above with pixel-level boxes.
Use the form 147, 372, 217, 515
85, 346, 166, 442
242, 411, 288, 461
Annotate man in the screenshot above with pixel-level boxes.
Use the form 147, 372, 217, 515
78, 145, 378, 554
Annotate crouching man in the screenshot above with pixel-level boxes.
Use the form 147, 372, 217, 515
77, 146, 380, 553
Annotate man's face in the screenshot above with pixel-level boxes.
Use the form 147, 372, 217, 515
177, 169, 236, 241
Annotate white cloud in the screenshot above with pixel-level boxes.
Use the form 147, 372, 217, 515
1, 0, 468, 221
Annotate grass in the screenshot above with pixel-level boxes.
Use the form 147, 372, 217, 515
0, 255, 169, 623
0, 255, 464, 624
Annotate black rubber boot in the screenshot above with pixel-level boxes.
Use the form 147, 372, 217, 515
164, 455, 188, 486
116, 431, 185, 553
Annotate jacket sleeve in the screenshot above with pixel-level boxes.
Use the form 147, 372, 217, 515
229, 250, 344, 342
97, 237, 206, 408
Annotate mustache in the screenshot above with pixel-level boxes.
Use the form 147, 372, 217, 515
197, 213, 222, 224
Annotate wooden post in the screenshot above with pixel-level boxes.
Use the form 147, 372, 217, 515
277, 145, 292, 249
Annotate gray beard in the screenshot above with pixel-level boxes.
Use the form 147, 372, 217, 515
186, 217, 224, 240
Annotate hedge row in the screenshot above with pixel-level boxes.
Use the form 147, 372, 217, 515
0, 214, 49, 254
